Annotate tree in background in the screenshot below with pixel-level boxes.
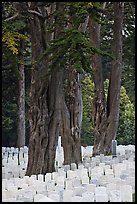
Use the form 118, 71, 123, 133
2, 2, 29, 147
81, 75, 94, 145
2, 48, 18, 146
81, 77, 135, 146
88, 2, 124, 155
117, 86, 135, 145
100, 2, 135, 104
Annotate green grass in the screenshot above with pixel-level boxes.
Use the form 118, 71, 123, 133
132, 193, 135, 202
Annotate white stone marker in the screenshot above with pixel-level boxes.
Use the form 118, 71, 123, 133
71, 196, 85, 202
81, 175, 89, 185
35, 195, 56, 202
35, 183, 46, 194
2, 190, 7, 200
95, 193, 109, 202
120, 184, 132, 202
45, 173, 52, 183
65, 179, 73, 190
17, 191, 34, 202
86, 184, 96, 193
105, 168, 113, 175
56, 176, 64, 188
58, 169, 66, 178
48, 193, 60, 202
109, 190, 122, 202
47, 180, 55, 191
63, 189, 73, 202
72, 178, 81, 187
2, 198, 17, 202
82, 192, 95, 202
37, 174, 44, 182
74, 186, 86, 196
106, 183, 117, 191
52, 172, 59, 182
80, 168, 88, 177
78, 163, 84, 169
70, 163, 77, 170
67, 170, 75, 179
95, 186, 107, 195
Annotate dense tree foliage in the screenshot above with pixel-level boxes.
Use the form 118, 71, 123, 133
2, 46, 18, 146
81, 75, 94, 145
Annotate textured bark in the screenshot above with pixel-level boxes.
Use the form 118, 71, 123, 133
104, 2, 124, 153
89, 2, 124, 155
17, 53, 25, 147
61, 10, 90, 165
25, 10, 49, 175
44, 69, 63, 172
61, 67, 82, 165
88, 16, 107, 156
25, 2, 65, 175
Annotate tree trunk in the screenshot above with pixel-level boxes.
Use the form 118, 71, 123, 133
17, 53, 25, 147
25, 3, 54, 174
88, 15, 107, 156
61, 10, 90, 165
44, 68, 63, 172
104, 2, 124, 153
89, 2, 124, 155
61, 67, 82, 165
26, 2, 65, 175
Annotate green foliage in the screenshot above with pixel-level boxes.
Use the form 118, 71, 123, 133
66, 2, 104, 26
2, 31, 29, 55
81, 77, 135, 145
43, 2, 112, 76
66, 2, 90, 27
44, 28, 94, 74
104, 79, 135, 145
44, 27, 112, 75
117, 86, 135, 145
2, 102, 17, 130
2, 2, 29, 55
132, 193, 135, 202
2, 2, 31, 147
81, 75, 94, 145
2, 46, 19, 146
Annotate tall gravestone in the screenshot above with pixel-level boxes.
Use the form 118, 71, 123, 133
112, 140, 117, 158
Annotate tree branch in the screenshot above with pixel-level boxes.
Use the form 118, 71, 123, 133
28, 9, 44, 18
4, 12, 19, 22
27, 9, 48, 19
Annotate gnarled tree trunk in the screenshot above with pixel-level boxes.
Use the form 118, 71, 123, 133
25, 10, 50, 175
61, 67, 82, 165
26, 2, 66, 175
88, 15, 107, 156
89, 2, 124, 155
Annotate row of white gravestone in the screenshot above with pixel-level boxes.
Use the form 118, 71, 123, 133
2, 170, 133, 202
2, 139, 135, 202
2, 153, 135, 201
2, 137, 135, 163
2, 155, 135, 184
2, 143, 135, 183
